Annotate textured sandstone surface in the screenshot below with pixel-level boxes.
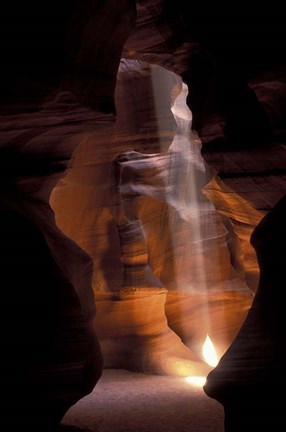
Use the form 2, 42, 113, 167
204, 195, 286, 431
2, 1, 286, 430
51, 61, 253, 374
0, 95, 105, 429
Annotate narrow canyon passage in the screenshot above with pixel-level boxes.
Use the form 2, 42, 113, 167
51, 60, 254, 381
2, 3, 286, 431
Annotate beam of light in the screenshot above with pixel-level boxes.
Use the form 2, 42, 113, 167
185, 335, 218, 386
202, 335, 219, 367
184, 376, 206, 387
150, 65, 221, 378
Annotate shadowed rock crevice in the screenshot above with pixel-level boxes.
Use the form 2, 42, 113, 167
204, 195, 286, 431
2, 2, 286, 430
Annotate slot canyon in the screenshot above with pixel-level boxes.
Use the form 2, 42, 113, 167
1, 2, 285, 431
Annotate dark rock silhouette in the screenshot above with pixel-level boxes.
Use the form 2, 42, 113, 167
204, 194, 286, 431
1, 1, 286, 430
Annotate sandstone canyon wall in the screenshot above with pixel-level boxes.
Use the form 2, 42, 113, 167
1, 1, 286, 431
51, 60, 254, 375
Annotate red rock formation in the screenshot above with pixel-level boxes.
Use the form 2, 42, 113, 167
51, 61, 253, 374
1, 1, 136, 429
0, 94, 104, 431
2, 1, 286, 430
204, 195, 286, 431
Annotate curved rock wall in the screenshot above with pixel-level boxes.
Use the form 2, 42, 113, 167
0, 94, 104, 430
51, 60, 253, 374
2, 1, 286, 429
1, 1, 136, 429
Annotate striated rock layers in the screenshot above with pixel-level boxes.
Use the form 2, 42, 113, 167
1, 1, 136, 429
0, 96, 104, 431
124, 4, 286, 429
2, 1, 286, 430
51, 60, 253, 375
204, 195, 286, 431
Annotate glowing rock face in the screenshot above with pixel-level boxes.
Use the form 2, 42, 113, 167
51, 60, 253, 375
2, 3, 286, 431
